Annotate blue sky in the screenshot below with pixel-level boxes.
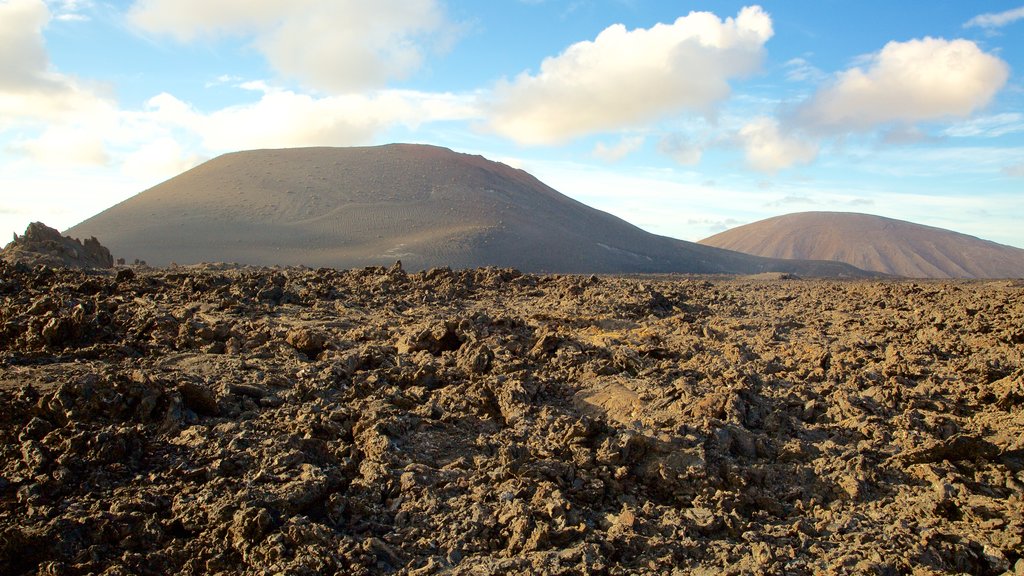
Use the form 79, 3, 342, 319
2, 0, 1023, 248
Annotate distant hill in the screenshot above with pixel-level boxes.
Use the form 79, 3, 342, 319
699, 211, 1024, 278
66, 144, 868, 276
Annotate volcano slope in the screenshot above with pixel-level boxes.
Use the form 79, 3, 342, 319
65, 144, 864, 277
1, 262, 1022, 575
700, 211, 1024, 279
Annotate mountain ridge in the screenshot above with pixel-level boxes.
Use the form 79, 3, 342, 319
66, 144, 869, 276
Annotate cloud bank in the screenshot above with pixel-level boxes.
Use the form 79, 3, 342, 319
3, 0, 478, 183
486, 6, 773, 145
128, 0, 452, 92
147, 86, 478, 152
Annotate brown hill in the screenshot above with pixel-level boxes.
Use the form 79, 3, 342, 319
699, 211, 1024, 279
66, 144, 868, 276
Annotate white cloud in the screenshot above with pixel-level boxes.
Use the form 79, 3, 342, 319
206, 74, 242, 87
1, 0, 59, 91
964, 6, 1024, 29
128, 0, 452, 92
0, 0, 478, 179
121, 138, 202, 181
793, 38, 1009, 133
593, 136, 644, 162
9, 124, 109, 165
75, 85, 478, 164
783, 57, 825, 83
46, 0, 92, 21
0, 0, 113, 125
943, 113, 1024, 138
739, 117, 818, 172
486, 6, 773, 145
196, 87, 478, 151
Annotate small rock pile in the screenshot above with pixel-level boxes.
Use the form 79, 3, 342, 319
1, 222, 113, 269
0, 262, 1021, 575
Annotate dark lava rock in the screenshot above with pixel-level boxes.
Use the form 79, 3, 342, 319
1, 222, 113, 269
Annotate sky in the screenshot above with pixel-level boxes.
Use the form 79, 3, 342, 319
2, 0, 1024, 248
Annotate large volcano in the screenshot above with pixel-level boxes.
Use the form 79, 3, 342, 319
67, 144, 866, 276
700, 211, 1024, 279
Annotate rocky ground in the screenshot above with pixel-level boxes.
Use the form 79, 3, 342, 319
1, 261, 1022, 575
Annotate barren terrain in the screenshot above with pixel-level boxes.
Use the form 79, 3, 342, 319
64, 145, 865, 277
1, 261, 1022, 575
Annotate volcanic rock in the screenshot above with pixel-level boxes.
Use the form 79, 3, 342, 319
1, 222, 113, 269
1, 262, 1022, 574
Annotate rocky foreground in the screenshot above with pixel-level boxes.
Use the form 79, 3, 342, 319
1, 262, 1022, 575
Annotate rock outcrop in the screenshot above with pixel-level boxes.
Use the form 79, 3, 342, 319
2, 222, 113, 269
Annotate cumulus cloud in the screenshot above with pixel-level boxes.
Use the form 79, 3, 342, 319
0, 0, 112, 126
964, 6, 1024, 29
792, 38, 1009, 134
138, 86, 479, 152
486, 6, 773, 145
739, 117, 818, 172
120, 138, 202, 181
1, 0, 61, 91
3, 0, 478, 187
0, 0, 115, 171
593, 136, 644, 162
128, 0, 452, 92
9, 124, 109, 165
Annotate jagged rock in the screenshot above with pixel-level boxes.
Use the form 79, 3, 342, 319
0, 263, 1021, 575
286, 327, 327, 357
896, 434, 1001, 465
178, 381, 220, 415
1, 222, 113, 269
